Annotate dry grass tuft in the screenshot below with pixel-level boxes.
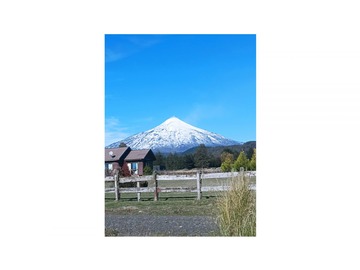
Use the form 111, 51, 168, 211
216, 173, 256, 236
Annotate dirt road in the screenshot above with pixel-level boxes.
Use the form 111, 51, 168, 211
105, 214, 220, 236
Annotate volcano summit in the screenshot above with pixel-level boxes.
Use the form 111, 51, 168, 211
106, 117, 242, 153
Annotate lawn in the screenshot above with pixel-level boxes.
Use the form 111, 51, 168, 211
105, 176, 256, 192
105, 175, 256, 218
105, 191, 220, 216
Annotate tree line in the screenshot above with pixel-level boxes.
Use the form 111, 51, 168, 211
220, 148, 256, 172
153, 144, 256, 171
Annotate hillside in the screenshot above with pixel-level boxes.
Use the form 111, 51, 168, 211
181, 141, 256, 157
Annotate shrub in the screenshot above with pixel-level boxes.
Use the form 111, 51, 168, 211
143, 165, 153, 175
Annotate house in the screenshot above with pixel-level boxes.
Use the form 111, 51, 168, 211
104, 147, 131, 176
104, 147, 156, 176
124, 149, 156, 175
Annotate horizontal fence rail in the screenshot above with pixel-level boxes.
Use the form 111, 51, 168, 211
105, 170, 256, 201
157, 174, 197, 181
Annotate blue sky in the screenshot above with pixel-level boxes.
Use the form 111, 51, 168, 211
105, 34, 256, 146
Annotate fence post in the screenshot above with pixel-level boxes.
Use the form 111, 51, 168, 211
153, 171, 158, 201
196, 171, 202, 200
137, 181, 141, 202
114, 173, 120, 201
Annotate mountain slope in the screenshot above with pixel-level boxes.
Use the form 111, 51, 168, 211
106, 116, 242, 152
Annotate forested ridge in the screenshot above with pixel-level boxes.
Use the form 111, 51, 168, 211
152, 141, 256, 171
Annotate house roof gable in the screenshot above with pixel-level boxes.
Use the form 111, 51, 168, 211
104, 147, 131, 162
125, 149, 156, 161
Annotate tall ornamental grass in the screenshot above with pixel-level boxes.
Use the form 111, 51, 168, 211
216, 173, 256, 236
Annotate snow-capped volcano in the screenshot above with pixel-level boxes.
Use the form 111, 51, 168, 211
106, 116, 242, 152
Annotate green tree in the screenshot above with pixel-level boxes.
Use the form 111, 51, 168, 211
166, 153, 185, 170
153, 152, 165, 170
233, 151, 249, 171
222, 148, 235, 155
249, 148, 256, 170
183, 154, 195, 169
165, 153, 176, 170
220, 152, 234, 172
246, 147, 254, 160
194, 144, 210, 168
209, 154, 221, 168
174, 154, 184, 169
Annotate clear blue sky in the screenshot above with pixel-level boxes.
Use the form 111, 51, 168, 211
105, 34, 256, 146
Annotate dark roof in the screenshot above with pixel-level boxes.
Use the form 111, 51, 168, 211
125, 149, 155, 161
104, 147, 130, 162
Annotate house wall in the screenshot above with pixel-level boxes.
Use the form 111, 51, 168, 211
105, 162, 121, 176
138, 162, 144, 175
144, 160, 154, 169
105, 161, 123, 169
104, 160, 133, 177
124, 161, 145, 175
105, 148, 155, 177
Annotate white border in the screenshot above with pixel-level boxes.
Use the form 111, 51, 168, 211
1, 1, 360, 269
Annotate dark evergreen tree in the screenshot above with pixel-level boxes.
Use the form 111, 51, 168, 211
222, 148, 235, 155
246, 147, 254, 160
153, 152, 166, 170
209, 154, 221, 168
194, 144, 210, 168
183, 154, 195, 169
165, 153, 177, 170
176, 154, 186, 169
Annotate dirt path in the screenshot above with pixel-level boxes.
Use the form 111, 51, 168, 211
105, 214, 220, 236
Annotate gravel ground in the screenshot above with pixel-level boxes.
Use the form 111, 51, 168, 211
105, 214, 220, 236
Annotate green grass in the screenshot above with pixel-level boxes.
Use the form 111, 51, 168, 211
105, 177, 255, 188
105, 228, 119, 236
105, 192, 220, 216
105, 176, 255, 197
105, 175, 256, 236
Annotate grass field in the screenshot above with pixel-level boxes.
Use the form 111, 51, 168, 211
105, 176, 256, 192
105, 191, 221, 216
105, 176, 256, 218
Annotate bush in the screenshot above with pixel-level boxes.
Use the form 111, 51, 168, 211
143, 165, 153, 175
216, 174, 256, 236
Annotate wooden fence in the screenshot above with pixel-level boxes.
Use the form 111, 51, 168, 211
105, 169, 256, 201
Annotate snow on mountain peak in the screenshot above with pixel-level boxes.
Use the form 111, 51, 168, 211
164, 116, 180, 122
158, 116, 197, 131
161, 116, 184, 126
106, 116, 242, 152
